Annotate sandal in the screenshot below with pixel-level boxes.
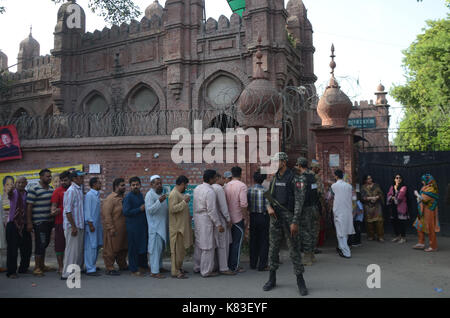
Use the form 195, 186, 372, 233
173, 273, 188, 279
424, 247, 437, 252
412, 244, 425, 250
151, 273, 166, 279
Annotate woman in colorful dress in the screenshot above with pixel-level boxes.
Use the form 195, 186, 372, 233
361, 175, 385, 242
387, 174, 409, 244
413, 174, 440, 252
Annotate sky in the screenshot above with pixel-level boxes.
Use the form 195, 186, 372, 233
0, 0, 448, 140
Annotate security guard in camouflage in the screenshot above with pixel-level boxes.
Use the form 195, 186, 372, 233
294, 157, 321, 266
262, 152, 308, 296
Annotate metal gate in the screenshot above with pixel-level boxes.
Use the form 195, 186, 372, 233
358, 151, 450, 236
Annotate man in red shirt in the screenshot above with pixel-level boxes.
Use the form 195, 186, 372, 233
50, 171, 71, 274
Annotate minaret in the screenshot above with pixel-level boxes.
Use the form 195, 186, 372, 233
17, 26, 40, 72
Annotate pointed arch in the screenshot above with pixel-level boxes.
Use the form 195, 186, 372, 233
83, 91, 109, 113
125, 83, 160, 112
12, 107, 29, 118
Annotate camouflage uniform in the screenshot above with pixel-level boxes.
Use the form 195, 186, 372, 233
267, 163, 304, 276
295, 169, 320, 254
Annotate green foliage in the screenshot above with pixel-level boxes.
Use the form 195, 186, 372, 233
287, 31, 297, 48
390, 7, 450, 151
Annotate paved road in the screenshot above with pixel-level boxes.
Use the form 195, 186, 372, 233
1, 234, 449, 298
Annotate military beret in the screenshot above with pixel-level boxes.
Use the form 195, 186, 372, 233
296, 157, 308, 166
271, 152, 288, 161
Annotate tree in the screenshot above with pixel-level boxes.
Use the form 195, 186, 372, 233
390, 4, 450, 151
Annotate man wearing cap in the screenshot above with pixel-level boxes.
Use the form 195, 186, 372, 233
61, 170, 86, 280
123, 176, 149, 277
263, 152, 308, 296
311, 160, 326, 253
223, 171, 232, 185
145, 175, 169, 279
295, 157, 320, 266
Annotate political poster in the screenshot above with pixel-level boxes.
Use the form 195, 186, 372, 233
1, 164, 83, 210
0, 125, 22, 162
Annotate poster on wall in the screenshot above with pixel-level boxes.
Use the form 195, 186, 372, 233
329, 154, 340, 167
0, 125, 22, 162
1, 164, 83, 210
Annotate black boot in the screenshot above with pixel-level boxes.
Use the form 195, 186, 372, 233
297, 274, 308, 296
263, 270, 276, 291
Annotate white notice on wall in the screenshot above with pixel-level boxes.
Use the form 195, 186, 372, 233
89, 164, 101, 174
329, 154, 340, 167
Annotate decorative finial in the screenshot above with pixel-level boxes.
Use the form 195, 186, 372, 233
254, 33, 265, 79
327, 44, 340, 88
30, 25, 33, 37
330, 44, 336, 76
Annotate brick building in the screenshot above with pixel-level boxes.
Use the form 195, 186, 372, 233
0, 0, 318, 194
348, 84, 390, 152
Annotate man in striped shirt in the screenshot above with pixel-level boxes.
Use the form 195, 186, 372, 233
26, 169, 54, 277
247, 170, 269, 271
61, 170, 86, 280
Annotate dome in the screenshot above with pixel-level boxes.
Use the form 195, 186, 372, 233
286, 0, 306, 19
19, 32, 40, 57
145, 0, 163, 19
238, 37, 281, 117
317, 45, 352, 127
55, 0, 86, 33
375, 83, 388, 105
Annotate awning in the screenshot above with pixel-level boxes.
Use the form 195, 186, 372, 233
227, 0, 246, 17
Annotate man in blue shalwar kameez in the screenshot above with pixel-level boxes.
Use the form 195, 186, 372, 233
84, 177, 103, 276
123, 177, 149, 277
145, 175, 169, 279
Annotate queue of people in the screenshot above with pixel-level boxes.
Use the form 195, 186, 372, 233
0, 156, 442, 296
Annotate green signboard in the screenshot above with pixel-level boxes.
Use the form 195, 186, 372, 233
348, 117, 376, 129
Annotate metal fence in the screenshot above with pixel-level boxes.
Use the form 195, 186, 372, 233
0, 109, 244, 140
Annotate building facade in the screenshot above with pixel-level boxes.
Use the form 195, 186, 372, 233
349, 84, 390, 152
0, 0, 317, 191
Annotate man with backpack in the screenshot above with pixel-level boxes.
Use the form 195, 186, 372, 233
295, 157, 321, 266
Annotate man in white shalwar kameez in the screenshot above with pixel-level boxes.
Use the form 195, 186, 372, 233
84, 178, 103, 276
145, 175, 169, 279
212, 174, 235, 275
330, 170, 355, 258
193, 170, 224, 277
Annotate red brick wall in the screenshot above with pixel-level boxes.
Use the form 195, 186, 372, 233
0, 138, 254, 198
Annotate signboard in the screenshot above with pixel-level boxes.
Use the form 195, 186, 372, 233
348, 117, 376, 129
329, 154, 340, 167
1, 164, 83, 210
0, 125, 22, 162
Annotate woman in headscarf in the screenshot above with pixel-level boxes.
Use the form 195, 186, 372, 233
413, 174, 440, 252
387, 174, 409, 244
361, 175, 385, 242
